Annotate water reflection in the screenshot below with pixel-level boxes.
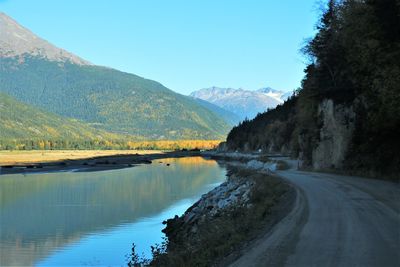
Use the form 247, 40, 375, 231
0, 157, 226, 266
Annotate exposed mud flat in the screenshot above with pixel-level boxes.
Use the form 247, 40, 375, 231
0, 151, 201, 175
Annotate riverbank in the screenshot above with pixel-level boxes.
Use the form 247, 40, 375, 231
0, 150, 164, 166
151, 152, 399, 267
145, 153, 296, 266
2, 149, 296, 266
0, 150, 202, 175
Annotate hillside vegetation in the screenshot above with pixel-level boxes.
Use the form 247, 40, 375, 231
0, 56, 230, 140
192, 97, 241, 125
0, 92, 125, 141
0, 13, 231, 140
227, 0, 400, 179
0, 93, 222, 150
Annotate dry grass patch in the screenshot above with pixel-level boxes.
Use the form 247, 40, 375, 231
0, 150, 163, 166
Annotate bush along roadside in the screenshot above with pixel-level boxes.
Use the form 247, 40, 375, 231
145, 165, 295, 267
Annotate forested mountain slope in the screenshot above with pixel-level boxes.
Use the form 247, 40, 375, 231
191, 97, 241, 125
0, 92, 124, 142
226, 0, 400, 179
0, 13, 230, 140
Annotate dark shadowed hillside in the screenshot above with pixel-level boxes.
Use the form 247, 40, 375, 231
227, 96, 298, 154
226, 0, 400, 179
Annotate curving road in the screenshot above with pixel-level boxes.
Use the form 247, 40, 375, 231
229, 161, 400, 267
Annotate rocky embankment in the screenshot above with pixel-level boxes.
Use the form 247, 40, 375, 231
163, 170, 254, 238
163, 153, 285, 232
151, 154, 294, 266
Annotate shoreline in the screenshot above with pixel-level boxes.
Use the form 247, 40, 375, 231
146, 152, 296, 266
3, 149, 297, 266
0, 150, 202, 175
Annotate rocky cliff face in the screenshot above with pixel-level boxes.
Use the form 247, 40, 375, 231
226, 96, 359, 173
312, 99, 356, 170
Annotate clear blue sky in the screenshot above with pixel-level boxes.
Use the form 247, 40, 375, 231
0, 0, 321, 94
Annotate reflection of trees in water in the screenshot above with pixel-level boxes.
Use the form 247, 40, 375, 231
0, 234, 82, 267
0, 157, 226, 266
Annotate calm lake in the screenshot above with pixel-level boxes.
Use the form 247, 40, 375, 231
0, 156, 227, 266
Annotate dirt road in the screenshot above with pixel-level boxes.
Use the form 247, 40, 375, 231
229, 161, 400, 267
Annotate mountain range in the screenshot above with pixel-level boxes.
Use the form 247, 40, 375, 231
0, 12, 89, 65
190, 87, 293, 121
0, 12, 231, 141
0, 92, 125, 141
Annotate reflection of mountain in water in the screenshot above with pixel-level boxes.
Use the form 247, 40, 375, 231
0, 157, 227, 266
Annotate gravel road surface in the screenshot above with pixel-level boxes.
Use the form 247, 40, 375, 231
230, 161, 400, 267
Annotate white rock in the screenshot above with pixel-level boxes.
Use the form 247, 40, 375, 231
247, 160, 264, 170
